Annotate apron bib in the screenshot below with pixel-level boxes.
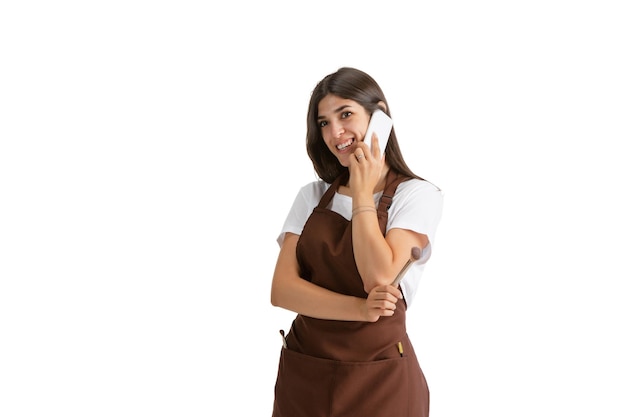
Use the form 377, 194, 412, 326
272, 171, 429, 417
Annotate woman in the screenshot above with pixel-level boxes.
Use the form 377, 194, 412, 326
270, 67, 443, 416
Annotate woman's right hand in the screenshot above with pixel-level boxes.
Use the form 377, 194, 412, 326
361, 284, 403, 322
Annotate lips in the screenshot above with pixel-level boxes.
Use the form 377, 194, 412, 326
336, 138, 354, 151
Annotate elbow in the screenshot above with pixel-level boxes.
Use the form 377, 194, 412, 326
363, 279, 387, 294
270, 283, 285, 308
270, 286, 280, 307
363, 273, 395, 293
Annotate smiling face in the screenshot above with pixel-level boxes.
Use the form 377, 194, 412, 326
317, 94, 371, 167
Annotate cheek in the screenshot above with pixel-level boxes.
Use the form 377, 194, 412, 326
321, 133, 334, 150
355, 121, 369, 139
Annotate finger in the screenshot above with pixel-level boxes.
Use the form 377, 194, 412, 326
382, 300, 398, 310
353, 150, 366, 163
374, 285, 403, 300
382, 284, 403, 299
369, 297, 398, 312
371, 292, 399, 305
370, 133, 381, 159
374, 306, 396, 317
357, 139, 374, 158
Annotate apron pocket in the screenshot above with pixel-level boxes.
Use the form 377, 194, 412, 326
273, 348, 334, 417
273, 346, 424, 417
330, 355, 411, 417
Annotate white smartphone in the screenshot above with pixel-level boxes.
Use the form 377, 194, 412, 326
363, 109, 393, 159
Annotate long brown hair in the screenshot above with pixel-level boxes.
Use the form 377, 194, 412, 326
306, 67, 422, 184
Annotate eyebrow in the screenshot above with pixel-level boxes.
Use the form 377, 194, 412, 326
317, 104, 352, 121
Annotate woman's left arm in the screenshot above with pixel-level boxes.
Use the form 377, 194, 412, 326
349, 137, 434, 293
352, 209, 429, 293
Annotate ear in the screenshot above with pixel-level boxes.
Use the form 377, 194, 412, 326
377, 101, 388, 112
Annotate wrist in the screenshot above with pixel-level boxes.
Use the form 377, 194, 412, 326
352, 206, 376, 216
352, 194, 375, 209
356, 297, 369, 322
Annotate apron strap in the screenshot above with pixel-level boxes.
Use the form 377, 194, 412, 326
377, 170, 408, 236
317, 171, 348, 209
316, 170, 408, 237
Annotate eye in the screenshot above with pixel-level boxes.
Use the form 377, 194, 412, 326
319, 120, 328, 128
341, 111, 352, 119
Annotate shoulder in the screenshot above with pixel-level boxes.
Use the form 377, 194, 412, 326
285, 179, 331, 221
396, 178, 444, 204
387, 178, 444, 231
295, 180, 331, 205
277, 179, 331, 246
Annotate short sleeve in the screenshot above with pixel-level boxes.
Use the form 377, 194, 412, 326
387, 179, 444, 245
386, 179, 444, 307
276, 181, 330, 247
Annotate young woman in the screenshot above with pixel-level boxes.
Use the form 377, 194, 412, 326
270, 67, 443, 416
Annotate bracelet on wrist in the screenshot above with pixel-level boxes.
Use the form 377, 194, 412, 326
352, 206, 377, 216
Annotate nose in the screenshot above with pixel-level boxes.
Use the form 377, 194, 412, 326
330, 122, 345, 139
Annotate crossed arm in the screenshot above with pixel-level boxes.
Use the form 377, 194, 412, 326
270, 227, 428, 322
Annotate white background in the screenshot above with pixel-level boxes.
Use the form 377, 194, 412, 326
1, 1, 625, 416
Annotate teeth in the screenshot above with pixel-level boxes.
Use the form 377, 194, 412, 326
337, 139, 353, 150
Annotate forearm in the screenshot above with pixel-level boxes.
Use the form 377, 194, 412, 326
351, 195, 395, 292
352, 197, 430, 293
270, 233, 367, 321
271, 275, 366, 321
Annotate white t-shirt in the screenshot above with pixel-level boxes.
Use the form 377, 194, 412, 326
277, 178, 444, 307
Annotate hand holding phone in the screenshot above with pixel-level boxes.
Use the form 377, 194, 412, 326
363, 109, 393, 160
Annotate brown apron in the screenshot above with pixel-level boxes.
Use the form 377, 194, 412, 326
272, 171, 429, 417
